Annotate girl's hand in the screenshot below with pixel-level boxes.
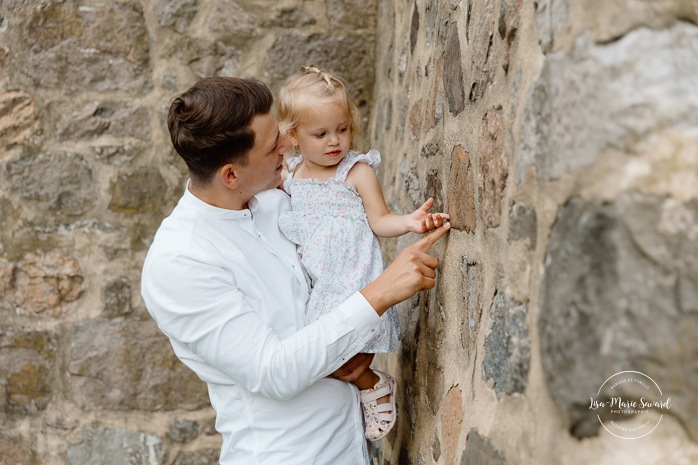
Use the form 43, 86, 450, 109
330, 353, 375, 382
406, 198, 450, 233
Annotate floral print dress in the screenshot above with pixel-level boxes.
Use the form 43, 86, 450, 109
279, 150, 400, 353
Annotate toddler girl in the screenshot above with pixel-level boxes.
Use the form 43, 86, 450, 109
277, 65, 448, 441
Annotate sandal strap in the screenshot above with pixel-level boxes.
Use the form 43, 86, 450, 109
375, 403, 394, 413
360, 385, 391, 403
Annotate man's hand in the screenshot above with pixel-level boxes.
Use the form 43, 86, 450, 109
330, 353, 375, 382
361, 222, 450, 315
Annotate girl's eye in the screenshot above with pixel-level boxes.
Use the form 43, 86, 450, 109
315, 132, 326, 138
339, 127, 348, 133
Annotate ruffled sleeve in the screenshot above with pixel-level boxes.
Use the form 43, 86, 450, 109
282, 155, 304, 195
285, 155, 304, 173
335, 150, 381, 181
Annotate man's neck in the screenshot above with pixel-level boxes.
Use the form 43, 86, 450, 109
188, 180, 250, 211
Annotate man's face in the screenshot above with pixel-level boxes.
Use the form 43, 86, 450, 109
236, 112, 291, 196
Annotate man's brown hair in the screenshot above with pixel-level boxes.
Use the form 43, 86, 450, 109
167, 77, 273, 183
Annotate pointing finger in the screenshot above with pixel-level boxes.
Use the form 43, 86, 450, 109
413, 222, 450, 252
418, 197, 435, 212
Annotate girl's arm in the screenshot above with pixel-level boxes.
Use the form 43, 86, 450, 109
348, 163, 449, 238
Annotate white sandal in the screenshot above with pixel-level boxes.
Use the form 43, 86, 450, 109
359, 370, 397, 441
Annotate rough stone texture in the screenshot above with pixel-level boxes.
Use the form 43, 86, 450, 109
155, 0, 199, 34
67, 427, 163, 465
372, 1, 698, 464
208, 0, 258, 39
101, 277, 132, 319
0, 1, 378, 462
425, 169, 445, 213
265, 33, 375, 110
443, 22, 465, 116
467, 1, 498, 102
51, 101, 151, 142
4, 152, 96, 221
519, 23, 698, 181
460, 429, 508, 465
507, 202, 537, 248
420, 141, 441, 159
326, 0, 377, 30
0, 92, 40, 150
498, 0, 523, 73
483, 289, 531, 398
0, 330, 57, 415
109, 167, 168, 214
1, 0, 696, 463
410, 5, 420, 54
0, 433, 34, 465
478, 107, 508, 229
265, 7, 317, 28
537, 0, 698, 50
425, 55, 444, 130
173, 448, 220, 465
410, 99, 424, 137
178, 37, 242, 79
447, 145, 476, 233
10, 251, 84, 316
440, 386, 464, 465
535, 0, 570, 52
17, 1, 152, 94
460, 260, 483, 351
68, 319, 209, 411
167, 418, 199, 443
539, 194, 698, 440
0, 258, 13, 306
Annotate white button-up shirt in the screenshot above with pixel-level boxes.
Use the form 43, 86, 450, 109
141, 186, 383, 465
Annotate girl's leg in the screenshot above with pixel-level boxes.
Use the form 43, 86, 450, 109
353, 368, 391, 405
353, 368, 380, 390
356, 367, 398, 441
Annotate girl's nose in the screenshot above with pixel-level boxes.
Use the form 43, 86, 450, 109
328, 133, 339, 145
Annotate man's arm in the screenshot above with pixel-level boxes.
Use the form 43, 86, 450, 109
142, 251, 381, 402
141, 223, 449, 400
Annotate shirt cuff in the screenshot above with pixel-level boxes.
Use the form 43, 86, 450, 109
336, 291, 383, 335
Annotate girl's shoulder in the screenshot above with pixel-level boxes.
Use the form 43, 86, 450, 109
337, 149, 382, 181
285, 154, 304, 173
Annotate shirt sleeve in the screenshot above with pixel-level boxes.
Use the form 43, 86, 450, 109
141, 250, 383, 401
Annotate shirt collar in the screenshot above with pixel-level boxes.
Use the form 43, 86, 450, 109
181, 180, 255, 220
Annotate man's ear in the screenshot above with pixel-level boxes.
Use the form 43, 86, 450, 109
217, 163, 239, 190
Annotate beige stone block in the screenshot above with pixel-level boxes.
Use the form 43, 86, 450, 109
13, 252, 84, 316
0, 92, 40, 151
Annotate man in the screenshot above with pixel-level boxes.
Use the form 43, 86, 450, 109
141, 77, 449, 464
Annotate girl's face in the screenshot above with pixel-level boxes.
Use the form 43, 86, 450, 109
289, 100, 352, 168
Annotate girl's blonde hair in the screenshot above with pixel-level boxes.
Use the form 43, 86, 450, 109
277, 64, 364, 152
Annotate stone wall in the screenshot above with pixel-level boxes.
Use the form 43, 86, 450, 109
0, 0, 376, 463
3, 0, 698, 463
370, 0, 698, 464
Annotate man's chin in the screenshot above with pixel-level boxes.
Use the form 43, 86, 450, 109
267, 175, 283, 191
